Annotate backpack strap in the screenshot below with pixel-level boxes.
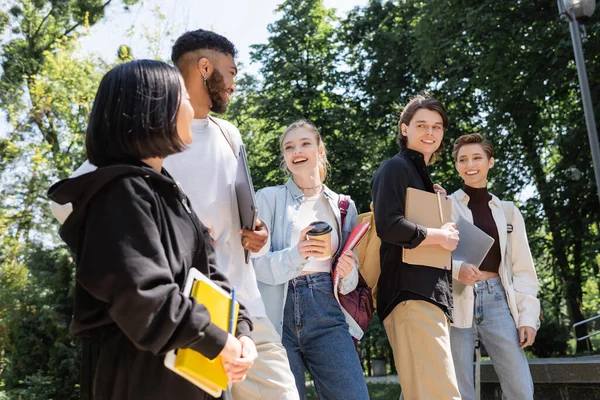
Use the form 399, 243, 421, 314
501, 201, 515, 278
207, 115, 238, 159
338, 194, 350, 228
337, 194, 368, 287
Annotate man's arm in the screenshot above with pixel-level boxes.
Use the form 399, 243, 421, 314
371, 158, 427, 248
371, 158, 458, 250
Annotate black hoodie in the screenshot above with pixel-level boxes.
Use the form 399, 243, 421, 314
48, 161, 252, 400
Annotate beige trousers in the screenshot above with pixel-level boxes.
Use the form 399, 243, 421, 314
232, 316, 299, 400
383, 300, 461, 400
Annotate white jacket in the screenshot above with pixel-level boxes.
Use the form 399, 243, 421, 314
450, 189, 540, 330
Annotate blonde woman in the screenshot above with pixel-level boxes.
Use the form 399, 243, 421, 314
450, 133, 540, 400
253, 120, 369, 399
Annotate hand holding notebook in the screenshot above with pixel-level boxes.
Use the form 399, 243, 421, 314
402, 187, 453, 269
452, 216, 494, 268
164, 268, 240, 398
332, 222, 371, 288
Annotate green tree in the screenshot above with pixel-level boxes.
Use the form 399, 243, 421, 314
335, 0, 600, 356
412, 0, 600, 353
0, 0, 139, 395
245, 0, 377, 209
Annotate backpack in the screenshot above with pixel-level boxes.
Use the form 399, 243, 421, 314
335, 195, 374, 341
355, 203, 381, 307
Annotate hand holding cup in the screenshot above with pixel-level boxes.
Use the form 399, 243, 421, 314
298, 225, 327, 259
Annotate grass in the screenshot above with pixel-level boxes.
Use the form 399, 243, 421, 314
305, 382, 401, 399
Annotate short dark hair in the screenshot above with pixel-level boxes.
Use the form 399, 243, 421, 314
171, 29, 237, 65
397, 94, 448, 163
86, 59, 186, 166
453, 133, 493, 161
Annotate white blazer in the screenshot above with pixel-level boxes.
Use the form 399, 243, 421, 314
450, 189, 540, 330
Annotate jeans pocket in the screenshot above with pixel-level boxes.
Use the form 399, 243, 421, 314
493, 290, 507, 302
312, 284, 336, 299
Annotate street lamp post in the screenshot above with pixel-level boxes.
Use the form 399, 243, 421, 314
558, 0, 600, 206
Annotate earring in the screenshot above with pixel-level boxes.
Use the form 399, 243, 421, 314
202, 74, 208, 87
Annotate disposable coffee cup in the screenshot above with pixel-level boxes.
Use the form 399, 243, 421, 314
306, 221, 333, 260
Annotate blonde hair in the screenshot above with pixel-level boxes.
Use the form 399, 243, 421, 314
279, 119, 329, 181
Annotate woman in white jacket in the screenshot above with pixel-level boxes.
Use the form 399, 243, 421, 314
449, 133, 540, 400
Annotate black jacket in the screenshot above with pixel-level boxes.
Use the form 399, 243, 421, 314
48, 161, 252, 400
371, 149, 453, 322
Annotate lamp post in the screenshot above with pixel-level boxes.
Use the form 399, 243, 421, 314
558, 0, 600, 206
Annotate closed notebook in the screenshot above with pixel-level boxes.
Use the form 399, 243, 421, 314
332, 221, 372, 340
452, 216, 495, 268
164, 268, 239, 398
402, 187, 453, 269
342, 222, 371, 254
333, 222, 371, 285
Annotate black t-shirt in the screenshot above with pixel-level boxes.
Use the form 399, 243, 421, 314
371, 149, 453, 322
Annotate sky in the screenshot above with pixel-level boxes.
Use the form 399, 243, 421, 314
0, 0, 368, 137
81, 0, 368, 75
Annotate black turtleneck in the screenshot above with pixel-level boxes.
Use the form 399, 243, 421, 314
463, 185, 501, 274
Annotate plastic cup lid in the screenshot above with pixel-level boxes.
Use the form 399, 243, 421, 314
307, 221, 332, 235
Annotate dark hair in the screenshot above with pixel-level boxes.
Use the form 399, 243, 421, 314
171, 29, 237, 65
397, 94, 448, 163
452, 133, 493, 161
86, 59, 185, 166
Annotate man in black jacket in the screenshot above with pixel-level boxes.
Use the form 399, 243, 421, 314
371, 95, 461, 400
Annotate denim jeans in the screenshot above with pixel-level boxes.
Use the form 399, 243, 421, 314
283, 273, 369, 400
450, 277, 534, 400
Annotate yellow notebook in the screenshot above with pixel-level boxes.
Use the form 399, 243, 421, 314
164, 268, 239, 398
402, 187, 453, 269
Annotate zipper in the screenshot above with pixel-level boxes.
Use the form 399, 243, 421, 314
174, 182, 206, 280
175, 182, 192, 214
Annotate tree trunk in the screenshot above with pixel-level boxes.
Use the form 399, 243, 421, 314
571, 237, 593, 351
515, 110, 591, 353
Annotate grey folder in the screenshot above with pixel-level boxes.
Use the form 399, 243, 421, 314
452, 216, 495, 268
235, 145, 258, 264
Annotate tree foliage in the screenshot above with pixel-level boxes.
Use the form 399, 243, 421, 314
0, 0, 139, 396
1, 0, 600, 394
231, 0, 600, 358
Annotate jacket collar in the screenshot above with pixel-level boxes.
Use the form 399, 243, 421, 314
401, 148, 427, 163
454, 188, 502, 208
284, 178, 335, 202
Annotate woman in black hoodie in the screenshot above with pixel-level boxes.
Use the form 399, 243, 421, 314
48, 60, 255, 400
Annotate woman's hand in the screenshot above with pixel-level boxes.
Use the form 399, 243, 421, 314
220, 334, 242, 381
519, 326, 537, 349
334, 250, 355, 278
223, 336, 257, 383
297, 225, 327, 259
457, 263, 482, 286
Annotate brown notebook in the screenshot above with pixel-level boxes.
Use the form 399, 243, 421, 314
402, 187, 453, 269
